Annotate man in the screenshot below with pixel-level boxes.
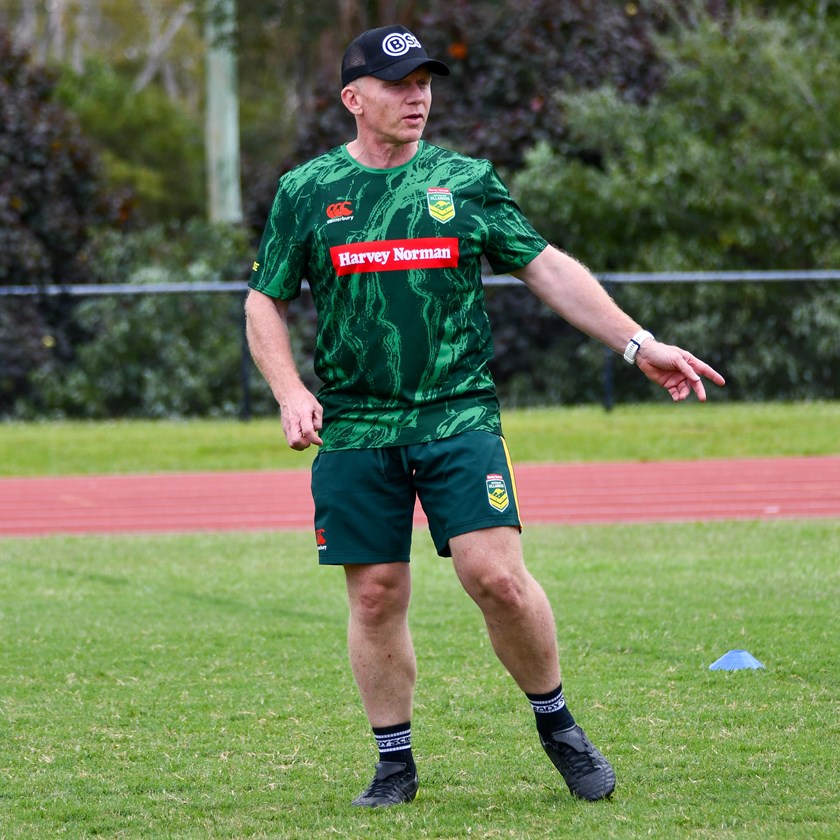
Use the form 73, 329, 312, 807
246, 24, 725, 808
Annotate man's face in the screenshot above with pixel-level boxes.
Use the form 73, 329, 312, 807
349, 68, 433, 146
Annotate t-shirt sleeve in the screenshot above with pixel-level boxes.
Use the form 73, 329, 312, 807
479, 162, 548, 274
248, 180, 307, 300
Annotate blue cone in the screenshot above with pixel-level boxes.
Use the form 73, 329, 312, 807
709, 649, 765, 671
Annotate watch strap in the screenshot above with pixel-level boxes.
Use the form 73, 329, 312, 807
623, 330, 654, 365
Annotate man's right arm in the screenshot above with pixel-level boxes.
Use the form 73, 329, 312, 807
244, 289, 323, 450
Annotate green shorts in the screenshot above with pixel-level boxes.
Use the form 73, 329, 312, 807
311, 430, 522, 564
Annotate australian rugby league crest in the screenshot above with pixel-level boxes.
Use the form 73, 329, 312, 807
486, 473, 509, 512
427, 187, 455, 223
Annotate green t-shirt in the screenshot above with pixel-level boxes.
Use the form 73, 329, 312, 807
250, 140, 547, 451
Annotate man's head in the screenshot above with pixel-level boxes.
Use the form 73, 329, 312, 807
341, 24, 450, 88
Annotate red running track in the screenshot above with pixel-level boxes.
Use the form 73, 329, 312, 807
1, 456, 838, 538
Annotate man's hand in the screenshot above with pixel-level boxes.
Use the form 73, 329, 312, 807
279, 388, 324, 450
636, 341, 726, 402
244, 291, 325, 450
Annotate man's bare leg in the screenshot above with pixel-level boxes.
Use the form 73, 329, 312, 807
344, 562, 416, 725
344, 562, 420, 808
450, 526, 615, 801
450, 526, 561, 693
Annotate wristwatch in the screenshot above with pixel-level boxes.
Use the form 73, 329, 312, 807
623, 330, 654, 365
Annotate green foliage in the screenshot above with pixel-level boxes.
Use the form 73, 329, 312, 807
742, 0, 840, 17
6, 5, 840, 416
288, 0, 698, 172
55, 59, 206, 224
506, 9, 840, 403
0, 29, 124, 413
13, 222, 273, 419
0, 30, 117, 286
244, 0, 703, 232
513, 9, 840, 268
416, 0, 679, 169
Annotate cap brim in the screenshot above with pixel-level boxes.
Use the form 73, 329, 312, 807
371, 57, 450, 81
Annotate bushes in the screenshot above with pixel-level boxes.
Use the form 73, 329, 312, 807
4, 6, 840, 418
0, 30, 118, 287
8, 223, 287, 419
512, 13, 840, 271
0, 30, 124, 412
55, 60, 206, 225
503, 10, 840, 403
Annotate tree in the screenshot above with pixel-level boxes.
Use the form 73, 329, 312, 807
288, 0, 729, 172
0, 0, 204, 100
55, 59, 206, 224
505, 8, 840, 402
0, 28, 118, 287
0, 27, 124, 414
242, 0, 726, 233
512, 9, 840, 270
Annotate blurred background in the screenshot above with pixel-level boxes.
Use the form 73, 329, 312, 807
1, 0, 839, 420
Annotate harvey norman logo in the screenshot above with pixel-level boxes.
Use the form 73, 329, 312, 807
330, 238, 459, 275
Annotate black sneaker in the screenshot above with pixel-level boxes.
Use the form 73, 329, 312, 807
351, 761, 419, 808
540, 724, 616, 801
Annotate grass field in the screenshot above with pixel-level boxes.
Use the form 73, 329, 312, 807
1, 522, 838, 838
1, 403, 838, 837
1, 401, 839, 476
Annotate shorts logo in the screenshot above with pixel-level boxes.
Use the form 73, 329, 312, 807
316, 528, 327, 550
427, 187, 455, 223
382, 32, 421, 57
486, 473, 509, 512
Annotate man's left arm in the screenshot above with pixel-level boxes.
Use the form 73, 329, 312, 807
513, 245, 726, 402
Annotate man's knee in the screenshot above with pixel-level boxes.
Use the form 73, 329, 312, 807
451, 527, 532, 612
465, 566, 530, 614
345, 563, 411, 626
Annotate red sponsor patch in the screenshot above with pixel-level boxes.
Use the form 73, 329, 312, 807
330, 238, 459, 276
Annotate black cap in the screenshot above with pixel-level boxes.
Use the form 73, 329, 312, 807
341, 25, 450, 87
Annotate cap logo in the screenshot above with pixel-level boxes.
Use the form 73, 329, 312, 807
382, 32, 421, 57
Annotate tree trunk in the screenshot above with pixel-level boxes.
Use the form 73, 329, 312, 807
133, 0, 194, 93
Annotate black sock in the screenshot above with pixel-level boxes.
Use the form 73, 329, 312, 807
526, 684, 576, 738
372, 722, 414, 769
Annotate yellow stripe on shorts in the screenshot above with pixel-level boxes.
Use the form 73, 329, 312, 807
500, 436, 522, 526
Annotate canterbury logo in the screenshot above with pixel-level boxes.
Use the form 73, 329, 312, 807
326, 201, 353, 218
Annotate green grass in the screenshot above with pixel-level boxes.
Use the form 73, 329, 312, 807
1, 521, 839, 838
2, 405, 838, 835
2, 401, 839, 476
